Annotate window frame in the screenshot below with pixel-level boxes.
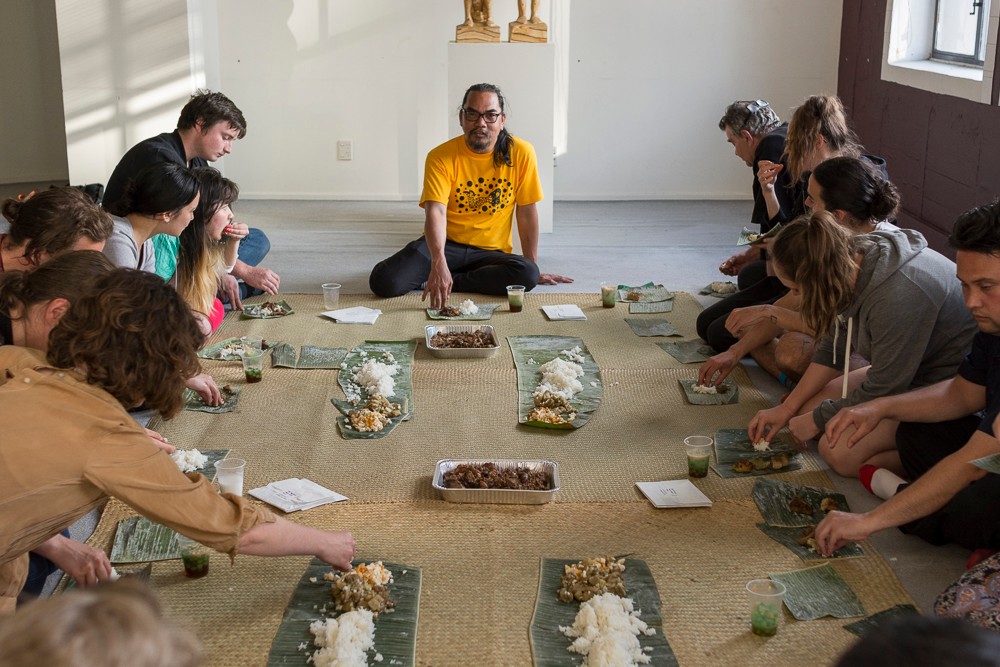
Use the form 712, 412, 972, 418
882, 0, 998, 104
931, 0, 989, 66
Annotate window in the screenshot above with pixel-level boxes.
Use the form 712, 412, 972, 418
932, 0, 990, 66
882, 0, 998, 103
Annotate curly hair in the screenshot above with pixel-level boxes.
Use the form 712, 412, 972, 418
177, 89, 247, 139
811, 156, 900, 230
771, 211, 864, 336
46, 269, 203, 418
0, 250, 114, 322
785, 95, 861, 183
1, 188, 114, 266
176, 167, 238, 314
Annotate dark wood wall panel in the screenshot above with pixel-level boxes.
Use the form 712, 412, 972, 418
839, 0, 1000, 256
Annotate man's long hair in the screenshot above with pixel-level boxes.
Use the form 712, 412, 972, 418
461, 83, 513, 167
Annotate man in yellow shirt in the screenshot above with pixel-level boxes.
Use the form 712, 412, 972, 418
369, 83, 571, 308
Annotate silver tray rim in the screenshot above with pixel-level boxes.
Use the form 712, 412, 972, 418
432, 458, 560, 504
424, 324, 501, 358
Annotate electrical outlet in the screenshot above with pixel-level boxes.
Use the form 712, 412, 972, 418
336, 140, 353, 161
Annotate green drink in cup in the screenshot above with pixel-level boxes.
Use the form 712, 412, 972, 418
506, 284, 525, 313
747, 579, 785, 636
684, 435, 713, 478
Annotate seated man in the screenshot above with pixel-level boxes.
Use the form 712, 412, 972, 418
815, 201, 1000, 556
696, 99, 794, 352
369, 82, 570, 308
103, 90, 279, 305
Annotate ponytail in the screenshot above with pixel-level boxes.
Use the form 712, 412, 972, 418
771, 211, 859, 336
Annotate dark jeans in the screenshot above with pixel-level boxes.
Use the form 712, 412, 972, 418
21, 529, 70, 599
696, 264, 787, 352
896, 417, 1000, 550
369, 237, 540, 297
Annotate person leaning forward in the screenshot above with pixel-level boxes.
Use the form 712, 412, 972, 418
369, 82, 571, 309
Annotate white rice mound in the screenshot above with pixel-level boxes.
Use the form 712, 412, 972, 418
458, 299, 479, 315
560, 593, 654, 666
309, 609, 376, 667
534, 357, 584, 401
691, 384, 718, 395
351, 358, 400, 398
170, 449, 207, 473
752, 439, 771, 452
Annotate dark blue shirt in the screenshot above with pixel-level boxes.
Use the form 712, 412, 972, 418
957, 331, 1000, 435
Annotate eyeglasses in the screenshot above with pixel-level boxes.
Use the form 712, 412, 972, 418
745, 99, 769, 114
462, 108, 502, 124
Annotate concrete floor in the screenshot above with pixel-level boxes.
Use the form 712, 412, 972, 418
3, 183, 967, 611
241, 198, 969, 613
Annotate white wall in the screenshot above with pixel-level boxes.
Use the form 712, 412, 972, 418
54, 0, 843, 201
0, 1, 68, 183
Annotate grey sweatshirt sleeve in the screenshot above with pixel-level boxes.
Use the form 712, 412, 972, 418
811, 281, 951, 432
101, 221, 141, 269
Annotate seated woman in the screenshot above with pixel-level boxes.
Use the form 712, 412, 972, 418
746, 212, 976, 477
102, 162, 200, 272
698, 94, 878, 353
0, 188, 113, 272
174, 167, 247, 332
698, 156, 901, 387
0, 269, 356, 614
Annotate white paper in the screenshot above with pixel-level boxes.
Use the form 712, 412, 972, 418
635, 480, 712, 508
322, 306, 382, 325
541, 304, 587, 321
248, 478, 349, 513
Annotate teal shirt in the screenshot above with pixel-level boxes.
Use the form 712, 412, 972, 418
152, 235, 180, 281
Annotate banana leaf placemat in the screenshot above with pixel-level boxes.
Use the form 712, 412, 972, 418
529, 557, 676, 667
769, 563, 866, 620
266, 558, 420, 666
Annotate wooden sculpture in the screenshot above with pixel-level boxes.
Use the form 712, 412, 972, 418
509, 0, 547, 43
457, 0, 500, 43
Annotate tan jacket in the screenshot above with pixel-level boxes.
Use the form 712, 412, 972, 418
0, 347, 275, 611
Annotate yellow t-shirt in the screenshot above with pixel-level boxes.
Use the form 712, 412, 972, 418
420, 134, 543, 253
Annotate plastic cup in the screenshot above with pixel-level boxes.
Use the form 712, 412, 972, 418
242, 348, 263, 383
322, 282, 341, 310
684, 435, 713, 478
506, 284, 525, 313
747, 579, 786, 636
601, 283, 617, 308
214, 458, 246, 497
176, 534, 212, 579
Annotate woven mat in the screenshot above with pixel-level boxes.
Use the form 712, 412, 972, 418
150, 362, 827, 503
205, 292, 707, 371
88, 498, 911, 667
102, 293, 916, 665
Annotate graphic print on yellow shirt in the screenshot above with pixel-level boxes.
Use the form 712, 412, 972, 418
456, 176, 513, 215
421, 135, 542, 253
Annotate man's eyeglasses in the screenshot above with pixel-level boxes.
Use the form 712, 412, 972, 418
462, 108, 502, 124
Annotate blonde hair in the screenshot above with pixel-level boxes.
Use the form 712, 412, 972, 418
0, 580, 202, 667
785, 95, 861, 183
771, 211, 863, 336
176, 167, 237, 314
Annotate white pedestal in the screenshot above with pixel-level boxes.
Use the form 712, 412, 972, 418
448, 43, 555, 244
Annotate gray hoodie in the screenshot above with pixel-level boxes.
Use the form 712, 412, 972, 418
812, 228, 977, 431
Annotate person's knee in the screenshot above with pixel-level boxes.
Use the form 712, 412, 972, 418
818, 438, 861, 477
368, 264, 409, 298
518, 260, 541, 290
704, 317, 735, 352
774, 333, 813, 380
696, 309, 713, 341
